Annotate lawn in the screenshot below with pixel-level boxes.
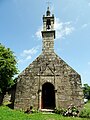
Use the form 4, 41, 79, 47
84, 100, 90, 111
29, 113, 89, 120
0, 102, 90, 120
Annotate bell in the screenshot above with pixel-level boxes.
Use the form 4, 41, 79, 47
47, 25, 50, 30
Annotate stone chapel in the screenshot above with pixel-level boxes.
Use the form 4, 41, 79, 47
14, 7, 84, 110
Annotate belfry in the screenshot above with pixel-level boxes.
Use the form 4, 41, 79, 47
42, 6, 55, 53
14, 7, 84, 110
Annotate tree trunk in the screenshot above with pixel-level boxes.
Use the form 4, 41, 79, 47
0, 93, 4, 105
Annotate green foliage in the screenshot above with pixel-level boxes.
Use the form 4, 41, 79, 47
0, 43, 18, 93
64, 105, 79, 117
83, 84, 90, 100
79, 109, 90, 118
79, 100, 90, 118
54, 107, 66, 115
54, 105, 79, 117
24, 106, 39, 114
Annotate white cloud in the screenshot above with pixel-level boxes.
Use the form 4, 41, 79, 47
35, 18, 74, 40
88, 62, 90, 65
88, 2, 90, 6
55, 18, 75, 39
35, 26, 42, 39
26, 56, 31, 60
18, 59, 24, 64
18, 46, 40, 64
81, 24, 88, 28
21, 47, 39, 57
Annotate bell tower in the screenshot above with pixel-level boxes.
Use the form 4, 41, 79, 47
42, 7, 55, 53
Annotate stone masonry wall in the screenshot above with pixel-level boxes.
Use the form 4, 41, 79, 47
14, 52, 84, 110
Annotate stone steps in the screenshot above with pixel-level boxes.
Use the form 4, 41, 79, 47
40, 109, 54, 114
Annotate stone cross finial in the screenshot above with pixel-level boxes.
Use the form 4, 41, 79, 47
46, 1, 51, 9
46, 1, 51, 16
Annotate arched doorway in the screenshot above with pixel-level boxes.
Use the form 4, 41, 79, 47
42, 82, 55, 109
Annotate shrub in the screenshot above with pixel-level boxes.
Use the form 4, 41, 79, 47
79, 109, 90, 118
54, 108, 66, 115
25, 106, 38, 114
64, 105, 79, 117
54, 104, 79, 117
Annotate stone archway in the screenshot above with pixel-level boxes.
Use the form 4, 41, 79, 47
42, 82, 55, 109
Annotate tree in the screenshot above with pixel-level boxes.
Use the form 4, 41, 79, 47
0, 43, 18, 105
83, 84, 90, 100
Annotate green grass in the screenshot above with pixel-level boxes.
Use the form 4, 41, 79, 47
79, 100, 90, 118
0, 102, 90, 120
29, 113, 89, 120
0, 106, 29, 120
84, 100, 90, 111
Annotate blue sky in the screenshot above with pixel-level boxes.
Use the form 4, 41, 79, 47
0, 0, 90, 85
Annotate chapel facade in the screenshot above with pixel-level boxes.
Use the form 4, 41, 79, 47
14, 7, 84, 110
